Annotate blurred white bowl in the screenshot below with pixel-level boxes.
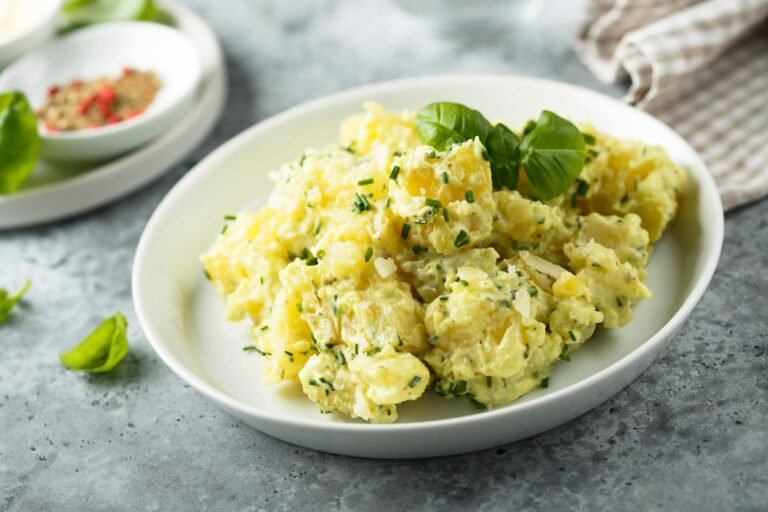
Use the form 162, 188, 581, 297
0, 21, 202, 162
0, 0, 61, 68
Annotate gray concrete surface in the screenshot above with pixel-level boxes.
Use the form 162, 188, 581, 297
2, 0, 767, 510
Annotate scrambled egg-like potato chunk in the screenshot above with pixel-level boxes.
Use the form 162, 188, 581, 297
201, 102, 685, 423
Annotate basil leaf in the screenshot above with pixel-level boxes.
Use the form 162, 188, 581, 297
519, 110, 585, 200
60, 312, 130, 373
0, 280, 31, 324
60, 0, 171, 33
0, 92, 40, 194
486, 123, 520, 190
415, 102, 493, 151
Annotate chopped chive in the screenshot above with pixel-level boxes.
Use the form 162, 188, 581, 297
465, 190, 475, 203
583, 133, 596, 145
439, 296, 448, 301
440, 172, 449, 184
459, 279, 469, 287
308, 379, 318, 386
284, 351, 293, 356
427, 335, 439, 344
259, 325, 269, 331
412, 245, 428, 255
455, 380, 468, 395
454, 230, 469, 248
203, 269, 212, 281
357, 178, 374, 186
486, 376, 492, 387
243, 346, 271, 356
568, 330, 576, 341
443, 208, 450, 222
587, 148, 599, 158
527, 285, 538, 297
296, 303, 303, 313
540, 377, 549, 388
352, 192, 371, 213
401, 223, 411, 239
409, 375, 422, 388
224, 214, 236, 220
314, 221, 322, 235
389, 165, 400, 180
221, 225, 228, 234
364, 247, 374, 262
425, 198, 442, 209
336, 349, 346, 366
559, 344, 571, 362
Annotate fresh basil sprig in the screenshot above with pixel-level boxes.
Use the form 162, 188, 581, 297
0, 92, 40, 194
0, 280, 31, 324
415, 103, 585, 200
60, 312, 130, 373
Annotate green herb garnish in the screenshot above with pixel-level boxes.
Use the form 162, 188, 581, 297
59, 312, 129, 373
527, 285, 538, 297
425, 198, 442, 209
415, 103, 585, 200
364, 247, 374, 262
409, 375, 422, 388
352, 192, 371, 213
400, 223, 411, 239
357, 178, 374, 186
559, 344, 571, 362
0, 92, 40, 194
454, 230, 469, 248
243, 346, 271, 356
389, 165, 400, 181
465, 190, 475, 203
0, 280, 30, 324
412, 245, 428, 255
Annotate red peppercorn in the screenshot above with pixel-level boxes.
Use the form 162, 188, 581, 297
47, 85, 59, 96
98, 84, 116, 104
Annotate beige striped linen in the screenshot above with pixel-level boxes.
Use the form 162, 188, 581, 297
577, 0, 768, 210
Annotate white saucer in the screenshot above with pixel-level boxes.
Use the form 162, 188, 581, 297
0, 1, 226, 229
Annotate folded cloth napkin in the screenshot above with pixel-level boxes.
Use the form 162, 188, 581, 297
577, 0, 768, 210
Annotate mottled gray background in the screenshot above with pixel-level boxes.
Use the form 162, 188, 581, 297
2, 0, 767, 510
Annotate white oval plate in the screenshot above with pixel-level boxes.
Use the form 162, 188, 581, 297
133, 75, 724, 458
0, 1, 225, 229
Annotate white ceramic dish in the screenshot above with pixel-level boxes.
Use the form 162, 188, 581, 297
0, 1, 225, 229
133, 75, 724, 459
0, 21, 202, 162
0, 0, 60, 68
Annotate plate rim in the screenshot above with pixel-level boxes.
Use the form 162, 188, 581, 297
0, 0, 226, 230
133, 73, 724, 434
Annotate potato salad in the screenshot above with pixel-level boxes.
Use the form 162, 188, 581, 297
201, 102, 685, 423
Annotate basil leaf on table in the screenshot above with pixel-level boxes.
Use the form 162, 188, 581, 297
60, 312, 130, 373
519, 110, 586, 201
0, 280, 31, 324
485, 123, 520, 190
415, 102, 493, 151
0, 92, 41, 194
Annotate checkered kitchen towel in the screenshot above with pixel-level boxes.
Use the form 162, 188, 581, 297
577, 0, 768, 210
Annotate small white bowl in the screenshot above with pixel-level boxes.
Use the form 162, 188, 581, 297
0, 0, 61, 68
0, 21, 202, 162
